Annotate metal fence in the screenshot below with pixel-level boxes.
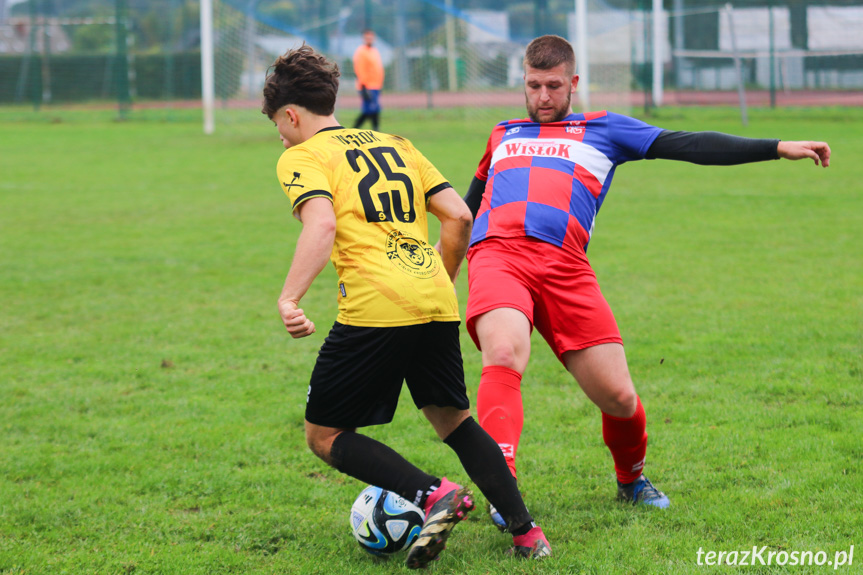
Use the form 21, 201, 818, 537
2, 0, 862, 118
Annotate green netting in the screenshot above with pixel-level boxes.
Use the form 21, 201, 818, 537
2, 0, 861, 118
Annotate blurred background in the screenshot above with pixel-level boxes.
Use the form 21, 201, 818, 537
2, 0, 862, 125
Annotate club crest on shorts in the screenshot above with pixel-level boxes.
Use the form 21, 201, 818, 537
385, 230, 440, 278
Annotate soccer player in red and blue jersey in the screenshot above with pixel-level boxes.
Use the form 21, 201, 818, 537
462, 35, 831, 526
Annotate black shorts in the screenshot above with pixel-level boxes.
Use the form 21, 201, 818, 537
305, 321, 470, 428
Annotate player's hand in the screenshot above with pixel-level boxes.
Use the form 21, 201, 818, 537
278, 298, 316, 339
777, 140, 831, 167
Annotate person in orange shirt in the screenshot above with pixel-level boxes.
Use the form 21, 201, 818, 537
352, 29, 384, 130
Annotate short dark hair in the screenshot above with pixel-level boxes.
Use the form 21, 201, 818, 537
261, 44, 340, 119
524, 35, 575, 77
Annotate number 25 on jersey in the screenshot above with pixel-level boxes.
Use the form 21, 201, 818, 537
346, 146, 416, 224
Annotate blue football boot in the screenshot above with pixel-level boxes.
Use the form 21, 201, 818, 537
617, 475, 670, 508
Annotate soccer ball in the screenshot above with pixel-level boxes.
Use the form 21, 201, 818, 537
349, 485, 424, 556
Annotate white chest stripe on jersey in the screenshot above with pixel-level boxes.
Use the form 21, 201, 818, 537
489, 137, 613, 185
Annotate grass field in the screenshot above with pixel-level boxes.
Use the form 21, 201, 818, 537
1, 104, 861, 574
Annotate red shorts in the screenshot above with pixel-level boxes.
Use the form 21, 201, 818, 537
465, 237, 622, 363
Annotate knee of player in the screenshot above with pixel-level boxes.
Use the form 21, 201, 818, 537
483, 343, 522, 371
603, 388, 638, 417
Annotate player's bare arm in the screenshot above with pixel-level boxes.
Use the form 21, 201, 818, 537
427, 186, 472, 283
777, 140, 831, 167
277, 197, 337, 338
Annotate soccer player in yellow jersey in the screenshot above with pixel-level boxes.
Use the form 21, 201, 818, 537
261, 45, 551, 568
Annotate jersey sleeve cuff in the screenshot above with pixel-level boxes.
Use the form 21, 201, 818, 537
424, 181, 451, 199
292, 190, 333, 210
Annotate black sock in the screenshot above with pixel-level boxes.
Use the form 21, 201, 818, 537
371, 112, 379, 131
443, 417, 533, 531
354, 113, 367, 128
510, 521, 536, 537
330, 431, 437, 508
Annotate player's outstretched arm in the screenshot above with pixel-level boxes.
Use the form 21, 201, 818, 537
646, 131, 832, 167
427, 186, 472, 284
278, 197, 337, 339
777, 140, 831, 167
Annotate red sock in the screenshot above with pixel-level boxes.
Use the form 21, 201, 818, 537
602, 396, 647, 484
476, 365, 523, 479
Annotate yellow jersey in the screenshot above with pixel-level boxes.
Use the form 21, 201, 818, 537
277, 126, 460, 327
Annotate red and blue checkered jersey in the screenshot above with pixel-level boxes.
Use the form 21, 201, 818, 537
471, 111, 663, 255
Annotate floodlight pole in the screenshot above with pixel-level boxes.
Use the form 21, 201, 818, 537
444, 0, 457, 91
574, 0, 589, 112
40, 0, 52, 105
115, 0, 131, 119
201, 0, 215, 134
725, 3, 748, 126
768, 0, 776, 108
246, 0, 257, 99
652, 0, 663, 107
673, 0, 684, 89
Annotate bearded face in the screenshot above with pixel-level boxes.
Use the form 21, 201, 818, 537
524, 63, 578, 123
